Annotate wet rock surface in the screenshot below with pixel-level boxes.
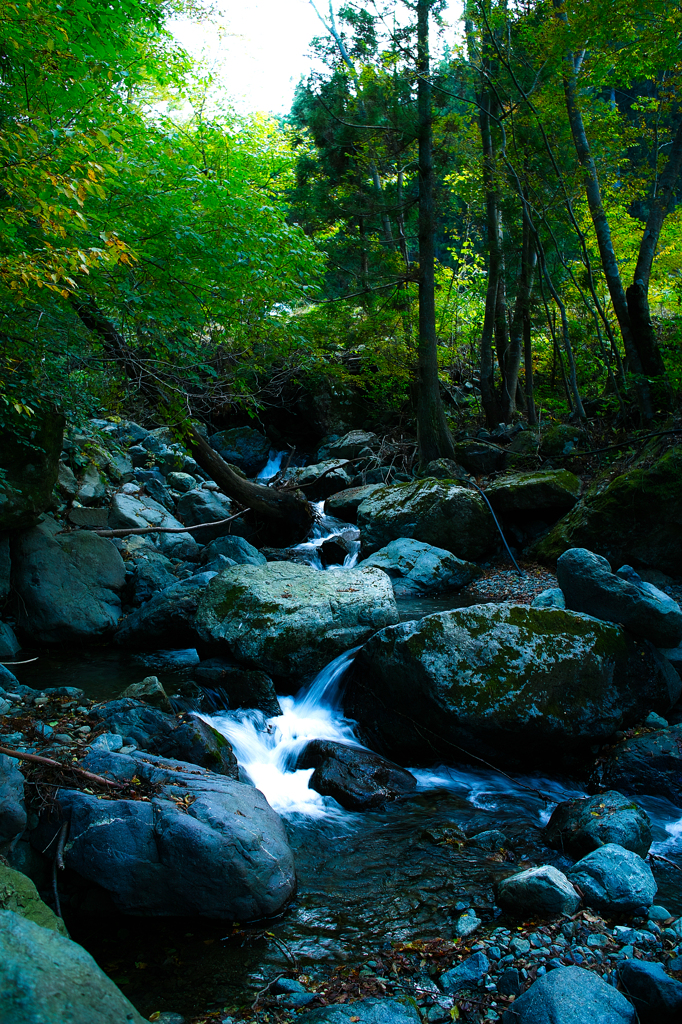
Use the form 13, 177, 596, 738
544, 791, 653, 858
298, 739, 417, 810
361, 538, 481, 597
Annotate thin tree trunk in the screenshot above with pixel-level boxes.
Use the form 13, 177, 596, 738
523, 306, 537, 425
501, 210, 537, 423
415, 0, 456, 463
478, 83, 504, 426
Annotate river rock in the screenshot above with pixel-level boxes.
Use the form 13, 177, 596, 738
531, 587, 565, 609
318, 430, 379, 461
567, 843, 656, 912
557, 548, 682, 649
196, 562, 398, 677
0, 863, 66, 934
361, 538, 481, 597
416, 458, 469, 482
297, 739, 417, 811
496, 865, 580, 917
357, 479, 495, 559
119, 675, 172, 712
662, 643, 682, 678
88, 698, 238, 777
501, 966, 635, 1023
594, 724, 682, 804
131, 552, 177, 605
544, 791, 652, 858
11, 517, 126, 643
616, 959, 682, 1023
532, 444, 682, 573
0, 910, 147, 1023
344, 603, 680, 768
439, 952, 490, 994
485, 469, 581, 513
209, 426, 271, 476
324, 485, 384, 524
0, 409, 65, 530
0, 753, 27, 855
34, 748, 294, 918
453, 439, 506, 476
283, 460, 353, 501
201, 535, 266, 566
0, 621, 20, 658
300, 998, 420, 1024
109, 491, 200, 560
76, 463, 107, 505
175, 487, 235, 542
115, 572, 215, 647
193, 660, 281, 716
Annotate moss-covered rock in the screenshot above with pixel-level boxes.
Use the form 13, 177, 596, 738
208, 426, 271, 476
0, 863, 67, 935
0, 410, 65, 531
539, 424, 587, 458
196, 562, 398, 677
531, 446, 682, 572
485, 469, 581, 513
453, 440, 507, 476
345, 602, 680, 769
357, 479, 496, 559
506, 430, 540, 470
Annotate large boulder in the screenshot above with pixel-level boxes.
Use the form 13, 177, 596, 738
617, 959, 682, 1023
297, 739, 417, 811
544, 791, 652, 858
453, 439, 506, 476
283, 460, 352, 501
567, 843, 656, 912
175, 487, 235, 542
201, 535, 266, 566
33, 748, 295, 918
0, 753, 27, 855
301, 999, 420, 1024
318, 430, 379, 461
556, 548, 682, 648
361, 538, 481, 597
209, 426, 271, 476
0, 863, 66, 934
109, 491, 199, 560
11, 517, 126, 643
324, 484, 384, 524
357, 479, 495, 559
495, 865, 580, 917
193, 660, 281, 716
0, 410, 65, 531
595, 724, 682, 804
196, 562, 398, 677
344, 603, 681, 768
531, 444, 682, 573
0, 910, 146, 1024
485, 469, 581, 513
115, 572, 215, 647
501, 966, 634, 1023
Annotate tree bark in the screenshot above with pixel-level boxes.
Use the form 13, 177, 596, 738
415, 0, 456, 464
477, 81, 504, 426
501, 210, 537, 423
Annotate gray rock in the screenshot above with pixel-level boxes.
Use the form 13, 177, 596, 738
193, 660, 281, 716
453, 439, 507, 476
544, 791, 652, 858
67, 506, 109, 528
531, 588, 565, 609
0, 753, 26, 855
501, 966, 634, 1023
11, 517, 126, 643
361, 538, 481, 597
201, 535, 266, 566
34, 748, 294, 918
617, 959, 682, 1023
485, 470, 581, 512
567, 843, 656, 912
453, 908, 481, 938
131, 553, 176, 605
175, 488, 234, 542
134, 648, 200, 674
661, 643, 682, 679
57, 461, 78, 499
318, 430, 379, 461
0, 863, 66, 934
196, 563, 398, 677
89, 732, 124, 753
324, 484, 385, 524
0, 909, 146, 1023
416, 459, 468, 482
209, 427, 271, 476
142, 474, 175, 511
357, 479, 495, 559
76, 463, 106, 505
557, 548, 682, 649
469, 829, 507, 850
297, 740, 417, 810
496, 865, 580, 917
109, 492, 199, 560
596, 723, 682, 803
345, 603, 679, 768
282, 459, 352, 501
119, 675, 172, 712
0, 622, 20, 658
166, 471, 197, 492
115, 573, 215, 647
439, 952, 490, 994
300, 998, 420, 1024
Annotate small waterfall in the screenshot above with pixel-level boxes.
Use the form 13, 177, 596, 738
290, 500, 361, 571
257, 450, 287, 481
207, 647, 363, 817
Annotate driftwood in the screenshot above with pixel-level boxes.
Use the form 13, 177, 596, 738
188, 426, 314, 531
0, 745, 123, 789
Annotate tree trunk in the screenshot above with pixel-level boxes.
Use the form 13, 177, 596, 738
501, 210, 537, 423
478, 81, 504, 426
415, 0, 456, 464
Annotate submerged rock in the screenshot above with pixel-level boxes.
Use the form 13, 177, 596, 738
196, 562, 398, 677
345, 603, 680, 768
361, 538, 481, 597
357, 479, 495, 559
298, 739, 417, 810
567, 843, 656, 912
544, 791, 652, 858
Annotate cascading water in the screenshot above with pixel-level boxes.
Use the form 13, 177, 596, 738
289, 500, 361, 570
257, 450, 287, 481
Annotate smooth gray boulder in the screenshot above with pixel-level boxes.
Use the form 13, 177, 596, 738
175, 487, 235, 542
0, 753, 26, 855
345, 603, 680, 768
318, 430, 379, 461
201, 535, 266, 566
301, 998, 420, 1024
617, 958, 682, 1023
297, 740, 417, 811
485, 469, 581, 512
11, 517, 126, 643
544, 791, 652, 858
557, 548, 682, 649
501, 966, 635, 1023
33, 748, 294, 918
324, 484, 386, 524
357, 479, 495, 559
361, 538, 481, 597
531, 587, 565, 609
567, 842, 656, 911
496, 865, 580, 917
109, 491, 199, 560
196, 562, 398, 677
0, 910, 146, 1023
282, 460, 352, 501
209, 426, 271, 475
596, 723, 682, 803
439, 952, 490, 994
115, 572, 215, 647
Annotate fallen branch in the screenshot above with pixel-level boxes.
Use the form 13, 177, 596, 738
0, 745, 123, 789
59, 509, 249, 539
0, 658, 38, 665
649, 851, 682, 873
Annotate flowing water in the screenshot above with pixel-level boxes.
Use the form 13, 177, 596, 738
257, 450, 288, 481
288, 500, 361, 571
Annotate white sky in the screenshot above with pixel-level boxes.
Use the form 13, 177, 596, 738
170, 1, 461, 116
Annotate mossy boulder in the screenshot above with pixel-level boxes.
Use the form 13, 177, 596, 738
196, 562, 398, 677
357, 479, 496, 559
453, 439, 506, 476
0, 863, 67, 935
539, 424, 587, 458
506, 430, 540, 470
0, 409, 65, 531
344, 603, 680, 768
531, 446, 682, 573
485, 470, 581, 513
208, 426, 271, 476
